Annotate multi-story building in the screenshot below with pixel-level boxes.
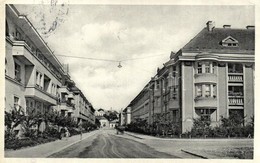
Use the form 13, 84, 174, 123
5, 4, 64, 116
71, 86, 95, 124
5, 5, 95, 131
125, 21, 254, 133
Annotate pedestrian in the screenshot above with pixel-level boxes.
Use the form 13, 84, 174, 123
65, 127, 70, 140
79, 126, 83, 140
60, 127, 66, 140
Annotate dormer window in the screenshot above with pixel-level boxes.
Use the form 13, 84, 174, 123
221, 36, 239, 47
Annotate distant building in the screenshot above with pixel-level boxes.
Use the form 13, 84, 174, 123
109, 119, 118, 128
71, 86, 95, 124
125, 21, 255, 133
97, 116, 109, 128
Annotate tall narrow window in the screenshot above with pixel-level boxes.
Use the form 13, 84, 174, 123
14, 96, 19, 108
197, 62, 202, 74
14, 62, 21, 82
5, 59, 7, 74
36, 71, 43, 89
213, 85, 217, 97
196, 85, 202, 97
205, 84, 210, 97
212, 62, 216, 74
205, 62, 210, 73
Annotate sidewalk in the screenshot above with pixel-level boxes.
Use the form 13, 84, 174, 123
124, 131, 253, 159
5, 130, 99, 158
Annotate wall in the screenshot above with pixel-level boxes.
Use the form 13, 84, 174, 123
181, 61, 194, 132
218, 64, 228, 119
244, 65, 254, 123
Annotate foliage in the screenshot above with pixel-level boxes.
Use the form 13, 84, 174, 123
5, 106, 97, 150
190, 116, 212, 137
184, 113, 254, 138
103, 111, 118, 122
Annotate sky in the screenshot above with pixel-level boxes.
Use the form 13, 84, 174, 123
15, 4, 254, 111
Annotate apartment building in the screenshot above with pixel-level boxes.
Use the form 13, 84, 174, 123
125, 21, 254, 133
5, 5, 95, 128
71, 86, 95, 124
5, 5, 64, 116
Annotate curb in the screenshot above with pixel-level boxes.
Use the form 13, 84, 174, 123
124, 132, 143, 139
45, 130, 98, 157
181, 149, 208, 159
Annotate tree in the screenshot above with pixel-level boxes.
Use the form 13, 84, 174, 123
104, 112, 118, 121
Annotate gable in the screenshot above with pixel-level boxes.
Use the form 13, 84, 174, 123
221, 36, 239, 47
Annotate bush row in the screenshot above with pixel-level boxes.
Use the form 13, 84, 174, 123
125, 114, 254, 138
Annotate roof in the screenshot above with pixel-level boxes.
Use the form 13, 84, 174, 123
182, 27, 255, 54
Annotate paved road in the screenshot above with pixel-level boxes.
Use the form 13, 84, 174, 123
49, 129, 178, 158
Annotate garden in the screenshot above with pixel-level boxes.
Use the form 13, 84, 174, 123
5, 106, 98, 150
125, 112, 254, 139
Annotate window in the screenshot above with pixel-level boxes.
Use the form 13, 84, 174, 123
14, 62, 21, 82
36, 71, 43, 89
196, 85, 202, 97
205, 62, 210, 73
172, 93, 177, 100
212, 62, 216, 74
228, 63, 243, 73
14, 96, 19, 108
5, 59, 7, 74
213, 85, 217, 97
51, 83, 56, 95
221, 36, 239, 47
205, 84, 210, 97
200, 109, 211, 120
197, 62, 202, 74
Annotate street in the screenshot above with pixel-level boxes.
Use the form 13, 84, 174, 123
5, 128, 253, 158
49, 129, 178, 158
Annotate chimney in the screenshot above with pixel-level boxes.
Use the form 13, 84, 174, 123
223, 25, 231, 28
206, 21, 215, 32
246, 25, 255, 29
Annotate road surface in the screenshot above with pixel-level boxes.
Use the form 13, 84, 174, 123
49, 129, 178, 158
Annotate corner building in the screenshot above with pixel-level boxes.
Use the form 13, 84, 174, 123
125, 21, 254, 133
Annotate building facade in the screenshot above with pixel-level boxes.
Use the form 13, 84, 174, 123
5, 5, 95, 131
125, 21, 255, 133
71, 86, 96, 124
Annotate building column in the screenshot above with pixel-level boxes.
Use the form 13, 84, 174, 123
126, 107, 131, 124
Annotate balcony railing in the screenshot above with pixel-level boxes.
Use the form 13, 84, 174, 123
228, 74, 243, 82
228, 97, 244, 105
61, 99, 75, 107
228, 92, 243, 96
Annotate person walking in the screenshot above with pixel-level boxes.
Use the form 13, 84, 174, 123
78, 120, 83, 140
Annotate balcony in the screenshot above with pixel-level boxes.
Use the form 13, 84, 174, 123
228, 97, 244, 106
68, 92, 74, 99
228, 73, 243, 83
25, 86, 57, 105
194, 96, 217, 108
59, 86, 70, 94
61, 99, 75, 108
11, 40, 34, 65
194, 73, 217, 84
